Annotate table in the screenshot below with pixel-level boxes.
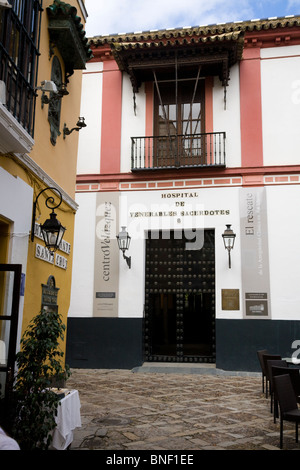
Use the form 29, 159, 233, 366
50, 389, 81, 450
283, 357, 300, 366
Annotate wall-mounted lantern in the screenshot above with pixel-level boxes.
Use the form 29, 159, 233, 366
41, 82, 69, 108
0, 1, 12, 9
36, 80, 69, 109
222, 224, 236, 269
117, 226, 131, 269
31, 187, 66, 253
63, 117, 86, 138
36, 80, 57, 105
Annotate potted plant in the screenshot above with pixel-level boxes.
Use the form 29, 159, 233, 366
10, 309, 70, 450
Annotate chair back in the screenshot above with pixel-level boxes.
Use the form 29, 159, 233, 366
267, 360, 287, 391
273, 374, 298, 413
272, 366, 300, 396
262, 354, 281, 380
257, 350, 268, 373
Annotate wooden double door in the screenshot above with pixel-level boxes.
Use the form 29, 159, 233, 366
144, 230, 215, 363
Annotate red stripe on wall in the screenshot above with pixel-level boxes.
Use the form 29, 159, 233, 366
145, 82, 154, 167
240, 48, 263, 167
205, 77, 214, 133
100, 60, 122, 174
145, 82, 154, 136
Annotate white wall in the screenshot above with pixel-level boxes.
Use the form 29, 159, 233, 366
69, 187, 243, 320
261, 45, 300, 166
117, 187, 242, 320
120, 77, 146, 173
77, 61, 103, 175
69, 185, 300, 322
213, 64, 241, 168
266, 185, 300, 320
0, 167, 33, 348
69, 191, 97, 317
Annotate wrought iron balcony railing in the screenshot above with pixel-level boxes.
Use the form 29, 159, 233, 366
0, 1, 43, 138
131, 132, 226, 171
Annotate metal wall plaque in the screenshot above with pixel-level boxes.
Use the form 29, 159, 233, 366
222, 289, 240, 310
41, 275, 59, 312
245, 292, 268, 316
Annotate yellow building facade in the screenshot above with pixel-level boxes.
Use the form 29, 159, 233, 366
0, 0, 91, 396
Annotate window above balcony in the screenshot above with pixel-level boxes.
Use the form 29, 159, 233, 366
110, 28, 242, 172
130, 78, 227, 171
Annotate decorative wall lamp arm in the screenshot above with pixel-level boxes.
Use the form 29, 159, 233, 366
36, 80, 58, 94
117, 226, 131, 269
31, 187, 66, 253
41, 82, 69, 108
63, 117, 86, 138
222, 224, 236, 269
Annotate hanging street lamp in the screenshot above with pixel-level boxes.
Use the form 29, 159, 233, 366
31, 187, 66, 253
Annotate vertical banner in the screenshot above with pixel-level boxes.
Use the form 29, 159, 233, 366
240, 187, 270, 318
93, 193, 119, 317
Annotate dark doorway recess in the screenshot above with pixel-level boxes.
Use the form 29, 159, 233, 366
0, 264, 22, 398
144, 229, 215, 363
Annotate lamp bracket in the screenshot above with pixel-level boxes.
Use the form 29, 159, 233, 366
63, 117, 86, 138
31, 187, 63, 242
123, 253, 131, 269
41, 83, 69, 108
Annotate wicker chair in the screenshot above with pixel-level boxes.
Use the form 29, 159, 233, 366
273, 374, 300, 449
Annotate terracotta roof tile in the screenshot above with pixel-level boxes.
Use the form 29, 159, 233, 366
88, 15, 300, 45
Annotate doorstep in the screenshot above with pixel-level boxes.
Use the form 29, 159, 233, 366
132, 362, 260, 377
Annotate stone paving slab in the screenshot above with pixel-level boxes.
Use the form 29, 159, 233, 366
65, 368, 300, 451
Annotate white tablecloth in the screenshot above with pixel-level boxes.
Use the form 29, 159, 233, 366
51, 389, 81, 450
283, 357, 300, 365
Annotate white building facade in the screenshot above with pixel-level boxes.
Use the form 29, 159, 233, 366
67, 17, 300, 372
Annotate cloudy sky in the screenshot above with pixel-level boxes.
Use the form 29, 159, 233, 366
84, 0, 300, 37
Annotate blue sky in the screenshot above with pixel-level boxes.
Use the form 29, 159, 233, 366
85, 0, 300, 37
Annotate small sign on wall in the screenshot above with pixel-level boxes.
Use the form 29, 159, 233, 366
41, 275, 59, 313
35, 243, 67, 269
245, 292, 268, 316
35, 243, 54, 264
222, 289, 240, 310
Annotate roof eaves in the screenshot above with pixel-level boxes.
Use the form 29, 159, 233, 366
88, 14, 300, 46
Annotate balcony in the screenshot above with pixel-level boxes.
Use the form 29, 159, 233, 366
131, 132, 226, 171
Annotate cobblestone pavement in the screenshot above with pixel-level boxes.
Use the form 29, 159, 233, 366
66, 366, 300, 451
